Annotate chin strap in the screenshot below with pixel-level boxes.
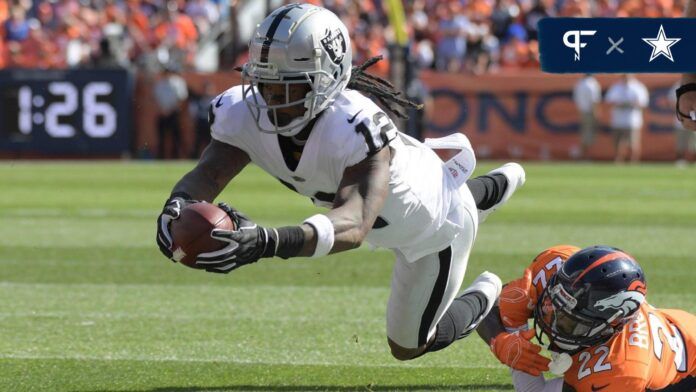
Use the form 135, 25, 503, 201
676, 83, 696, 121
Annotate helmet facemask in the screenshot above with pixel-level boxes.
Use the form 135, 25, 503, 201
242, 65, 345, 136
532, 245, 647, 354
533, 276, 624, 353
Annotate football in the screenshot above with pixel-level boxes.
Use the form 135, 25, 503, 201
170, 202, 235, 268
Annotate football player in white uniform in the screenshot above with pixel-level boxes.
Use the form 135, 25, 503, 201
156, 3, 526, 361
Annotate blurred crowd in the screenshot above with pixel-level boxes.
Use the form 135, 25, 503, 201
2, 0, 692, 162
308, 0, 687, 75
0, 0, 688, 73
0, 0, 227, 70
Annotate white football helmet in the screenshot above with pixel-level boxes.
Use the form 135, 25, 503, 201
242, 3, 352, 136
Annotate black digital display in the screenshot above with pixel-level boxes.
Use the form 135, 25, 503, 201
0, 69, 133, 155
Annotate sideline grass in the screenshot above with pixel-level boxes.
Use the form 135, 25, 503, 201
1, 161, 695, 391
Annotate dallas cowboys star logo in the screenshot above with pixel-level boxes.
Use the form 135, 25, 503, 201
642, 24, 681, 62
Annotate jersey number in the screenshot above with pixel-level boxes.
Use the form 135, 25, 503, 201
577, 346, 612, 380
532, 256, 564, 289
648, 313, 687, 372
355, 112, 395, 155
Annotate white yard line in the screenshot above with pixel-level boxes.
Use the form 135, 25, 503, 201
0, 208, 155, 218
0, 310, 382, 324
0, 281, 389, 293
0, 352, 499, 369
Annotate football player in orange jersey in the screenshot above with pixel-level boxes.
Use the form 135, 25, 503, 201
477, 245, 696, 392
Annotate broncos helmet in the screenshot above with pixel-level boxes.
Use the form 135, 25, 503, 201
242, 3, 352, 136
533, 245, 647, 352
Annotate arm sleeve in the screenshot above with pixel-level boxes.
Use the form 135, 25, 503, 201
511, 369, 564, 392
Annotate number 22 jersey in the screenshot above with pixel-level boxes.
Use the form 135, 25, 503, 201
520, 246, 696, 391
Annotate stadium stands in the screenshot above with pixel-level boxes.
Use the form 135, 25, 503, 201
0, 0, 686, 73
0, 0, 222, 70
0, 0, 689, 161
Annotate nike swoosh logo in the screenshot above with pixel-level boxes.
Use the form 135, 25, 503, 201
591, 384, 609, 391
347, 110, 363, 124
215, 96, 224, 108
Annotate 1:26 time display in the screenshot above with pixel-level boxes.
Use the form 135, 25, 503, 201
16, 81, 117, 138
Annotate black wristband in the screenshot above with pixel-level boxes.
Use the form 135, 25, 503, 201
273, 226, 305, 259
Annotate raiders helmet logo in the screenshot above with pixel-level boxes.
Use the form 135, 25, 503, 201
320, 28, 346, 64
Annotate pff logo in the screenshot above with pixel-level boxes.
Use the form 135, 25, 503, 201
563, 30, 597, 61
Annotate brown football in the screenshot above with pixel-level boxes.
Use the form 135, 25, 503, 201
170, 202, 235, 268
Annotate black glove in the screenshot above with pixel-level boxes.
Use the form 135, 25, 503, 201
156, 193, 194, 260
195, 203, 277, 273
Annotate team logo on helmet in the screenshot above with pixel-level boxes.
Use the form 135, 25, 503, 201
593, 291, 644, 314
628, 280, 647, 295
321, 28, 346, 64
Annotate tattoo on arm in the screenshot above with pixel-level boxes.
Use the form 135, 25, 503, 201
171, 139, 250, 201
298, 147, 390, 255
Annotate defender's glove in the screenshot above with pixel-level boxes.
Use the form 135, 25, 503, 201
195, 203, 278, 273
491, 329, 550, 376
156, 193, 194, 260
499, 268, 538, 330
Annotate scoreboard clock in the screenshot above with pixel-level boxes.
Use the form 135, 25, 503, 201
0, 69, 132, 155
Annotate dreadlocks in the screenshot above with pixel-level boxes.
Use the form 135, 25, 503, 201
236, 55, 422, 119
347, 56, 423, 119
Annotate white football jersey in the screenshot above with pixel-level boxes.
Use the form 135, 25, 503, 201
209, 86, 476, 262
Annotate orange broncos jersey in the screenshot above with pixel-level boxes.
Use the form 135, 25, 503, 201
503, 245, 696, 391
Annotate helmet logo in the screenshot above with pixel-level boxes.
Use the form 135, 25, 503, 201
593, 291, 644, 314
320, 28, 346, 64
627, 280, 647, 295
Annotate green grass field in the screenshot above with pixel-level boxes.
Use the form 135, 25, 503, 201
1, 161, 695, 392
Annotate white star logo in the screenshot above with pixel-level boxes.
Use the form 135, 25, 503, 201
642, 24, 681, 62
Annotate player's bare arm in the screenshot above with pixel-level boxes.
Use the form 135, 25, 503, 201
289, 146, 392, 257
321, 146, 391, 254
191, 146, 391, 272
172, 139, 250, 202
155, 139, 250, 260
